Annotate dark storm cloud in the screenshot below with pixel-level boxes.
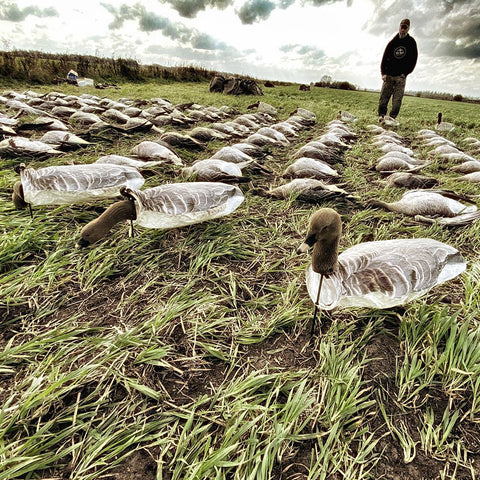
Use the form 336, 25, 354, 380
168, 0, 234, 18
367, 0, 480, 60
0, 2, 57, 22
237, 0, 276, 24
236, 0, 349, 24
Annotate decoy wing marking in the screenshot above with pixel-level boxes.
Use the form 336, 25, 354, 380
306, 239, 466, 310
125, 183, 244, 229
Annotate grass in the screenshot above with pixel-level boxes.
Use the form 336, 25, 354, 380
1, 80, 480, 479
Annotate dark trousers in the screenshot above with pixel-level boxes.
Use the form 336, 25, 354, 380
378, 75, 406, 118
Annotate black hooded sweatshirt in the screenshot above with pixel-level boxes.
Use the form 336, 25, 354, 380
381, 33, 418, 77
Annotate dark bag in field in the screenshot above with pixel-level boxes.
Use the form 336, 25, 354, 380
209, 75, 263, 96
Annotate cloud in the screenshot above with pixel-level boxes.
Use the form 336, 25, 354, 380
367, 0, 480, 60
0, 2, 57, 22
101, 2, 233, 52
237, 0, 277, 24
167, 0, 234, 18
304, 0, 352, 6
236, 0, 350, 24
280, 43, 327, 67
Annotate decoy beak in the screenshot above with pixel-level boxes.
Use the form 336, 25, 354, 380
76, 238, 91, 248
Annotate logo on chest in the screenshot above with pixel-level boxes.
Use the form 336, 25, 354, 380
394, 46, 406, 59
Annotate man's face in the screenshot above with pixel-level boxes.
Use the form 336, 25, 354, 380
399, 23, 409, 38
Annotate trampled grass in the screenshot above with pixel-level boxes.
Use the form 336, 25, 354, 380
1, 80, 480, 479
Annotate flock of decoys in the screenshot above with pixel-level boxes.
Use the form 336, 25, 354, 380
2, 89, 478, 333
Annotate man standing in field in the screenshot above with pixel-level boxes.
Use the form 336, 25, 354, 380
378, 18, 418, 121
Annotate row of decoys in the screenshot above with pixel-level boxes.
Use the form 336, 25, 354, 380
8, 98, 322, 247
366, 119, 480, 226
0, 89, 258, 157
5, 95, 475, 333
417, 128, 480, 184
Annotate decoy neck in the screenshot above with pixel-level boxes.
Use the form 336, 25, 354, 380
437, 112, 442, 124
297, 208, 342, 276
366, 198, 406, 213
78, 199, 136, 247
12, 181, 28, 209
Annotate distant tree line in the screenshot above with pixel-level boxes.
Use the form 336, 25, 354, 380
0, 50, 213, 84
314, 75, 357, 91
410, 90, 479, 104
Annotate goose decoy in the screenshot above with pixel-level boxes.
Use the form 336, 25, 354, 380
12, 163, 145, 210
182, 159, 252, 183
229, 142, 266, 159
283, 157, 340, 182
130, 141, 183, 165
293, 108, 316, 124
0, 136, 62, 156
245, 133, 282, 148
435, 113, 455, 132
368, 189, 477, 219
260, 178, 355, 203
379, 143, 414, 156
159, 132, 206, 151
17, 116, 70, 132
212, 146, 255, 164
297, 208, 466, 334
270, 122, 298, 139
78, 182, 244, 247
255, 127, 290, 146
39, 130, 91, 148
294, 144, 343, 164
458, 172, 480, 183
378, 151, 425, 165
375, 158, 425, 174
336, 111, 357, 123
452, 160, 480, 174
101, 108, 131, 124
380, 116, 400, 128
383, 172, 438, 189
95, 154, 165, 170
188, 126, 230, 142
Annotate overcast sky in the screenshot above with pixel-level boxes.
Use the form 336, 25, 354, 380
1, 0, 479, 98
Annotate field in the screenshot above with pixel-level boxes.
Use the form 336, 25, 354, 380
1, 81, 480, 480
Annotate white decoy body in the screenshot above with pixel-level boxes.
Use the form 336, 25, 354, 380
383, 172, 438, 189
39, 130, 91, 147
212, 146, 255, 164
122, 182, 244, 228
95, 154, 165, 169
0, 136, 62, 155
130, 141, 183, 165
182, 159, 252, 183
264, 178, 354, 203
452, 160, 480, 174
435, 113, 455, 132
458, 172, 480, 183
380, 116, 400, 128
375, 158, 425, 173
283, 157, 339, 181
368, 189, 477, 218
78, 182, 244, 246
13, 163, 144, 207
298, 208, 466, 311
337, 110, 357, 122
